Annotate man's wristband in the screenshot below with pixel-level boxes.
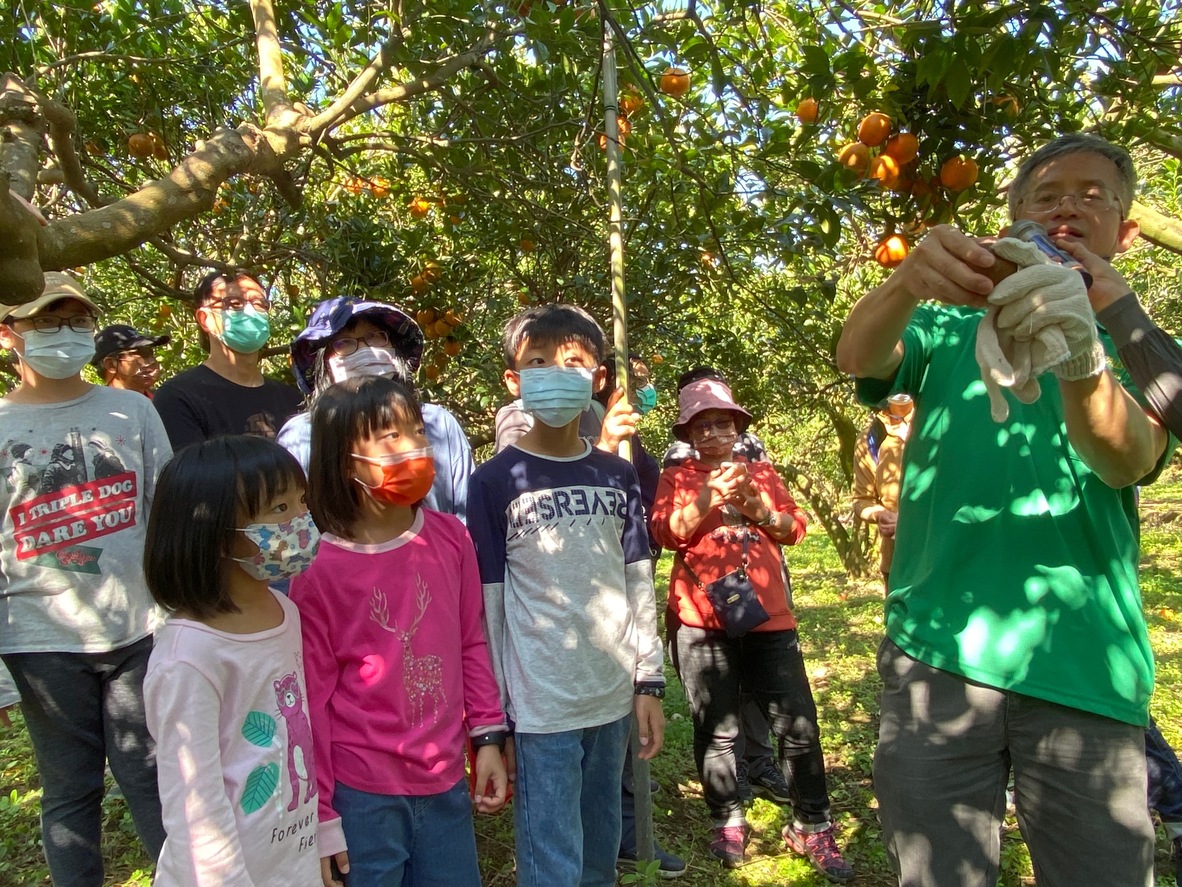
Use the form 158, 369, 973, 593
634, 684, 666, 699
755, 509, 776, 527
470, 731, 508, 750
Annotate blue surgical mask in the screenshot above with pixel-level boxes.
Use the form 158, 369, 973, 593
218, 304, 271, 353
519, 366, 594, 428
15, 328, 96, 379
635, 383, 657, 415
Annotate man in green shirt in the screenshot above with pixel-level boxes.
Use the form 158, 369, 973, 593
837, 134, 1167, 887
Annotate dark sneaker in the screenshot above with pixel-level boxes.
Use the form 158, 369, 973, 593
710, 825, 748, 868
749, 766, 793, 804
783, 824, 855, 883
617, 844, 688, 880
1172, 835, 1181, 883
736, 762, 754, 806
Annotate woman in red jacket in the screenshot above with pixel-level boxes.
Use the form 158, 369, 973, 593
650, 377, 853, 882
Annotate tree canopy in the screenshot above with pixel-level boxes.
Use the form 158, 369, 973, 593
3, 0, 1181, 570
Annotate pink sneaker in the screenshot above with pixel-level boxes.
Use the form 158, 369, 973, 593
782, 824, 855, 882
709, 824, 748, 868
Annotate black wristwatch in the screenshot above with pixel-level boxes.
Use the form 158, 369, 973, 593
634, 684, 666, 699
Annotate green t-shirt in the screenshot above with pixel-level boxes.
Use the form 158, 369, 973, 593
856, 304, 1170, 727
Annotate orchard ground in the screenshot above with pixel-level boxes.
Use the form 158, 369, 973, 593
2, 470, 1181, 886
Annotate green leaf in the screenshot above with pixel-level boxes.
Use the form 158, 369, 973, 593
241, 711, 277, 748
945, 63, 973, 109
240, 763, 280, 815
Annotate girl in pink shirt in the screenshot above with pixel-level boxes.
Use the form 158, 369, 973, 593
142, 436, 323, 886
291, 375, 507, 887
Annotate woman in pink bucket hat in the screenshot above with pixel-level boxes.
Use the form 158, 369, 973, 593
651, 376, 854, 881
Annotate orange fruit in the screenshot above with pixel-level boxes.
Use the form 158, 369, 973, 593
409, 196, 432, 218
433, 319, 452, 338
519, 238, 536, 253
837, 142, 870, 174
990, 95, 1020, 118
796, 97, 819, 125
867, 154, 901, 189
150, 133, 169, 161
444, 309, 462, 325
516, 292, 530, 306
939, 155, 979, 191
620, 93, 643, 116
651, 353, 664, 364
212, 197, 228, 214
421, 261, 442, 282
857, 112, 892, 147
415, 309, 436, 326
370, 176, 390, 198
424, 364, 441, 381
444, 337, 462, 357
883, 132, 919, 164
157, 304, 172, 319
874, 234, 909, 269
410, 275, 429, 294
128, 133, 154, 158
286, 283, 300, 297
659, 67, 691, 98
344, 177, 365, 196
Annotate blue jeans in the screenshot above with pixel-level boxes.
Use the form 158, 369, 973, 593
334, 777, 481, 887
514, 715, 631, 887
1148, 717, 1182, 839
2, 637, 165, 887
875, 637, 1154, 887
670, 624, 831, 828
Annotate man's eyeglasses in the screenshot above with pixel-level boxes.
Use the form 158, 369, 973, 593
1022, 186, 1122, 215
19, 315, 98, 333
690, 416, 736, 437
117, 348, 159, 364
330, 330, 390, 356
209, 296, 272, 312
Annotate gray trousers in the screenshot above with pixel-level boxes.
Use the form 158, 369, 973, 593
874, 637, 1154, 887
3, 636, 165, 887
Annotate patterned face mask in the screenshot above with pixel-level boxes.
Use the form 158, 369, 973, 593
233, 510, 320, 581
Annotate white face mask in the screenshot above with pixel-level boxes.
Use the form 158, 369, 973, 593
326, 346, 407, 384
519, 366, 594, 428
16, 328, 97, 379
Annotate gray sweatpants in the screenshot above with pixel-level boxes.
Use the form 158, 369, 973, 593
3, 637, 165, 887
873, 637, 1154, 887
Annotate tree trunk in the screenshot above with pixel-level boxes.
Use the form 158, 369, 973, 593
778, 461, 873, 577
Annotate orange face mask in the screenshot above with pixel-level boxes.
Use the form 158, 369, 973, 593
352, 446, 436, 506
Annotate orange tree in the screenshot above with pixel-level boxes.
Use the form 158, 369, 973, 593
2, 0, 1180, 571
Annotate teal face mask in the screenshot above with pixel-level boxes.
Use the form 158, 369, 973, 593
635, 383, 657, 415
218, 305, 271, 353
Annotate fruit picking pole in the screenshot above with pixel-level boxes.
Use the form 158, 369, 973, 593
603, 18, 654, 866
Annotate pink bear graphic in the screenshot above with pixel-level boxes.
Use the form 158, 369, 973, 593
274, 672, 317, 811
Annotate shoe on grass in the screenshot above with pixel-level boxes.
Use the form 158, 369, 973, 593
736, 762, 754, 806
709, 824, 748, 868
782, 823, 855, 883
617, 843, 688, 880
1172, 834, 1181, 883
748, 766, 793, 804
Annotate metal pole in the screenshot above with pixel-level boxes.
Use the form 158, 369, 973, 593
602, 19, 653, 868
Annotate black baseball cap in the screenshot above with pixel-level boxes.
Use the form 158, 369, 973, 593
93, 324, 170, 365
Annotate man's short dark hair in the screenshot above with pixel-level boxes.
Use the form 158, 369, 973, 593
1009, 133, 1136, 218
676, 366, 726, 393
144, 436, 305, 619
501, 303, 606, 369
307, 375, 425, 537
192, 270, 264, 308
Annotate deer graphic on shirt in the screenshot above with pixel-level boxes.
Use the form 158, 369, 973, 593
273, 672, 317, 811
370, 578, 446, 726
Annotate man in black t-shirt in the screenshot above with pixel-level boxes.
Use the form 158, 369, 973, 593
154, 271, 302, 449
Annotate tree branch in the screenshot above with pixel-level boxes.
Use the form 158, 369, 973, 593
1131, 200, 1182, 257
249, 0, 293, 127
39, 94, 107, 208
304, 34, 405, 135
334, 29, 501, 126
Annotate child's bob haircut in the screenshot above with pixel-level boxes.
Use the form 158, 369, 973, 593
143, 435, 306, 619
307, 375, 426, 536
501, 303, 606, 369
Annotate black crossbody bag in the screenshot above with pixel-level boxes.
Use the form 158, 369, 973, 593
678, 528, 770, 638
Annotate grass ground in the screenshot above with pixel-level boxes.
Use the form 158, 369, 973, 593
2, 474, 1181, 886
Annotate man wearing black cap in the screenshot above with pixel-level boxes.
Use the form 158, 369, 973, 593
93, 324, 169, 397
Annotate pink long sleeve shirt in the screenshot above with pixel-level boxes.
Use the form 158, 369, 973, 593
289, 508, 505, 857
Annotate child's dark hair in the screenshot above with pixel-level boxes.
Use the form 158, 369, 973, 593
308, 375, 425, 536
143, 435, 306, 619
501, 303, 606, 369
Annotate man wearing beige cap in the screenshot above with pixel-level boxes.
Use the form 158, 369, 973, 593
0, 272, 169, 886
